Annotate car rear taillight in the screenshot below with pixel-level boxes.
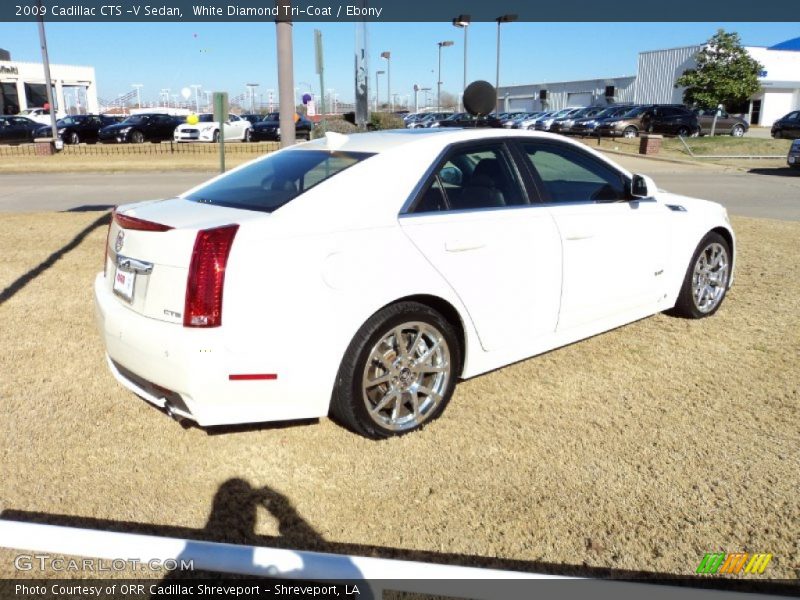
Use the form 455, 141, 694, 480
114, 211, 174, 232
103, 214, 113, 277
184, 224, 239, 328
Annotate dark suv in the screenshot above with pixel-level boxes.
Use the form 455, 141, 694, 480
597, 105, 699, 138
771, 111, 800, 140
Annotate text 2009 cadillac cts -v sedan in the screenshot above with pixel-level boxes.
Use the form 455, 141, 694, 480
94, 128, 734, 439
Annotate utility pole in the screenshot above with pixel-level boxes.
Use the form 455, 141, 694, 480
246, 83, 259, 113
495, 14, 518, 114
314, 29, 326, 116
452, 15, 471, 111
132, 84, 144, 109
36, 0, 58, 141
437, 41, 453, 111
381, 51, 391, 111
375, 70, 385, 111
276, 1, 295, 146
190, 84, 201, 112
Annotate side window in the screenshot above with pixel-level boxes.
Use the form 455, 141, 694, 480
521, 143, 627, 203
413, 144, 526, 213
228, 114, 239, 121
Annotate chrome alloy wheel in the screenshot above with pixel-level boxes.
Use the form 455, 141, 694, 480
362, 322, 451, 432
692, 242, 730, 313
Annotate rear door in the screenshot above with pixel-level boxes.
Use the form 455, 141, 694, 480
399, 140, 562, 352
515, 139, 669, 332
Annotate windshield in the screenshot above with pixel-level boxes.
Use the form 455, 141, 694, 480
185, 149, 374, 213
621, 106, 649, 118
121, 115, 150, 124
57, 117, 76, 126
193, 114, 214, 123
264, 112, 280, 121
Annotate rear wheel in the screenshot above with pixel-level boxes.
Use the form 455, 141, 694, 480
671, 232, 731, 319
130, 130, 145, 144
244, 129, 251, 142
731, 124, 745, 137
676, 126, 690, 137
212, 130, 220, 143
331, 302, 461, 439
68, 131, 80, 145
622, 126, 638, 138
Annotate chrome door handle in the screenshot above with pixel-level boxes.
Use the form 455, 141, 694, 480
445, 240, 486, 252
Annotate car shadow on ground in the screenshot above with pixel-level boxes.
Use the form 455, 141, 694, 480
1, 479, 795, 595
0, 211, 111, 307
62, 204, 117, 212
747, 167, 800, 178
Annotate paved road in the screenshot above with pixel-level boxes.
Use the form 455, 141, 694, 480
1, 165, 798, 220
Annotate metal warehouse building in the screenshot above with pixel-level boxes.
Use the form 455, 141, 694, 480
0, 51, 98, 116
499, 36, 800, 126
499, 76, 637, 113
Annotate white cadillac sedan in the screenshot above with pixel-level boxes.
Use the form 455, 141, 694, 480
173, 113, 251, 143
94, 128, 734, 439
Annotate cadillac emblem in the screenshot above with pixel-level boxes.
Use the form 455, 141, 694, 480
114, 230, 125, 253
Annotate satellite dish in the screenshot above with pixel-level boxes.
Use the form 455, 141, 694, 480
181, 87, 192, 100
463, 80, 496, 117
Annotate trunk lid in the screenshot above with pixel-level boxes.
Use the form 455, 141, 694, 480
104, 198, 263, 324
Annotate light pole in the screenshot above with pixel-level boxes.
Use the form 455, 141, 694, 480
437, 41, 454, 111
190, 84, 201, 113
375, 70, 385, 111
495, 14, 517, 114
246, 83, 259, 114
203, 90, 212, 110
452, 15, 470, 111
132, 84, 143, 109
380, 51, 391, 111
327, 88, 337, 114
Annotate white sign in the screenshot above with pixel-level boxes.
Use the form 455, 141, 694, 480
306, 100, 316, 116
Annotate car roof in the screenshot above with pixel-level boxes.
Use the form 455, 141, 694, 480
292, 127, 584, 154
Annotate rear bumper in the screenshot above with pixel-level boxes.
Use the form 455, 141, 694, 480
93, 272, 326, 426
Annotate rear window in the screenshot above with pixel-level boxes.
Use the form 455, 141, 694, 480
184, 149, 374, 213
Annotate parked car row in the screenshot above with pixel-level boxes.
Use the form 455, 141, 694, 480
404, 104, 754, 139
0, 111, 315, 145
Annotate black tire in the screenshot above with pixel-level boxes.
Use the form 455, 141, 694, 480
212, 130, 220, 143
773, 129, 782, 139
730, 124, 745, 137
68, 131, 79, 145
676, 126, 690, 137
244, 129, 251, 142
130, 130, 145, 144
671, 232, 731, 319
330, 301, 461, 439
622, 126, 638, 138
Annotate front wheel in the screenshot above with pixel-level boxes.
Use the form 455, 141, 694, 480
68, 131, 80, 145
731, 125, 745, 137
622, 126, 638, 138
671, 232, 731, 319
676, 126, 690, 137
331, 302, 461, 439
130, 130, 145, 144
244, 129, 251, 142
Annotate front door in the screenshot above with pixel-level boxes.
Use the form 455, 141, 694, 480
515, 139, 669, 332
399, 141, 563, 352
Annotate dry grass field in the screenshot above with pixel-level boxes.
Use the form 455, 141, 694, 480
0, 211, 798, 582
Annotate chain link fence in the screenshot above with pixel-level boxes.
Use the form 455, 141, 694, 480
0, 141, 281, 157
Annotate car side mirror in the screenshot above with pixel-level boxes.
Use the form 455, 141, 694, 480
439, 166, 462, 186
630, 174, 656, 199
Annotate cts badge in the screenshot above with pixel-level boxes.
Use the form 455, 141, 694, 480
115, 230, 125, 253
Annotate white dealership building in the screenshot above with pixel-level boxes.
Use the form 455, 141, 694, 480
498, 36, 800, 126
0, 51, 98, 116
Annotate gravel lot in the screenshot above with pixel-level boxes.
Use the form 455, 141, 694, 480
0, 211, 798, 580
